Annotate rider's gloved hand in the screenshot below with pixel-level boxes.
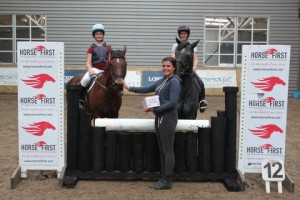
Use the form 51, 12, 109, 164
88, 68, 95, 76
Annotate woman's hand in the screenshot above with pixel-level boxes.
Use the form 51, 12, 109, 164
145, 108, 153, 112
122, 80, 130, 90
152, 106, 162, 115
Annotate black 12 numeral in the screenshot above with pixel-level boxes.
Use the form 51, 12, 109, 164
263, 162, 283, 178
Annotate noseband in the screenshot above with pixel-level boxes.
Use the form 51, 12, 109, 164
93, 56, 126, 91
110, 57, 127, 81
110, 57, 127, 91
176, 55, 193, 76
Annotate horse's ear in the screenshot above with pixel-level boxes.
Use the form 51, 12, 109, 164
176, 37, 181, 44
123, 45, 127, 55
110, 47, 114, 55
191, 39, 200, 49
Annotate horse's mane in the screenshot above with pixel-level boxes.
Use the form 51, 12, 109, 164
111, 50, 125, 59
176, 41, 191, 51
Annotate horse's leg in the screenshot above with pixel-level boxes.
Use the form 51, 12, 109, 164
88, 85, 109, 120
177, 100, 184, 119
182, 103, 197, 119
110, 96, 122, 118
181, 80, 199, 119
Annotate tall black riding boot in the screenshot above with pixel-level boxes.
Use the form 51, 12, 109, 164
78, 85, 86, 109
150, 175, 172, 190
198, 77, 208, 113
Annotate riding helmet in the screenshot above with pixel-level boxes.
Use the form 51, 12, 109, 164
177, 25, 190, 35
92, 24, 105, 36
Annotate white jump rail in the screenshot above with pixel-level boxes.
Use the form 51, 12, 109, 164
95, 118, 210, 132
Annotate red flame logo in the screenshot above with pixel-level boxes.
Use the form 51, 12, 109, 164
21, 74, 55, 88
263, 96, 275, 103
264, 48, 278, 54
251, 76, 285, 91
35, 141, 46, 147
34, 94, 46, 100
249, 124, 283, 139
33, 45, 46, 52
261, 144, 273, 149
22, 121, 56, 136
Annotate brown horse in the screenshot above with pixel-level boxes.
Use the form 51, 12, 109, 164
68, 46, 127, 119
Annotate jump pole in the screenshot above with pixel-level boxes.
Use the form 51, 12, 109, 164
94, 118, 209, 132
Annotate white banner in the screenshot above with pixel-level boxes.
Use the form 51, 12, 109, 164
125, 71, 141, 87
18, 42, 64, 177
0, 68, 18, 85
238, 45, 290, 174
196, 70, 237, 88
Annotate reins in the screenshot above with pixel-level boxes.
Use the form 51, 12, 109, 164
175, 58, 194, 76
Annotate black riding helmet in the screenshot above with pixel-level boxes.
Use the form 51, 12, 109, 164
177, 25, 190, 36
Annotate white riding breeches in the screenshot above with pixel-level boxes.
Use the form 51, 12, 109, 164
80, 68, 103, 87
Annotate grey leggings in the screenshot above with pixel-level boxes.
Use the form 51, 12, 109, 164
154, 114, 178, 176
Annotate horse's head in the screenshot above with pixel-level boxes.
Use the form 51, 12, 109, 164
175, 38, 199, 76
109, 46, 127, 91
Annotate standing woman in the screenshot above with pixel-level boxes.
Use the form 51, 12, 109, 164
123, 57, 181, 190
172, 25, 208, 112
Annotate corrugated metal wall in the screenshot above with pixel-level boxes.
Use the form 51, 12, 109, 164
0, 0, 299, 93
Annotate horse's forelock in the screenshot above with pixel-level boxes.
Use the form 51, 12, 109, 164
176, 41, 191, 52
111, 50, 125, 59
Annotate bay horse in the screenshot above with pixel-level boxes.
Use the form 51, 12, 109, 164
68, 46, 127, 119
175, 38, 201, 119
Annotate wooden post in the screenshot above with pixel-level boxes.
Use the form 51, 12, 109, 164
223, 86, 239, 173
66, 84, 81, 171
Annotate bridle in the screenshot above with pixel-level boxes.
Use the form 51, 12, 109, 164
94, 56, 127, 91
175, 48, 194, 76
110, 57, 127, 90
110, 57, 127, 80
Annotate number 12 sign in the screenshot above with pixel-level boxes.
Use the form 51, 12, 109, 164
261, 159, 285, 193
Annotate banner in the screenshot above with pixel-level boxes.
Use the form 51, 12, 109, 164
18, 42, 65, 177
238, 45, 290, 174
196, 70, 237, 88
125, 71, 141, 87
0, 68, 18, 85
142, 71, 163, 86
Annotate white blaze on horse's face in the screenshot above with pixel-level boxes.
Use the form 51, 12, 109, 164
117, 58, 119, 63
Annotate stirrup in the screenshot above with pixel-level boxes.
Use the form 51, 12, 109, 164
79, 99, 86, 109
199, 100, 208, 113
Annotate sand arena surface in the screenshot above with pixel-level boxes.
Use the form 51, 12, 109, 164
0, 94, 299, 199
